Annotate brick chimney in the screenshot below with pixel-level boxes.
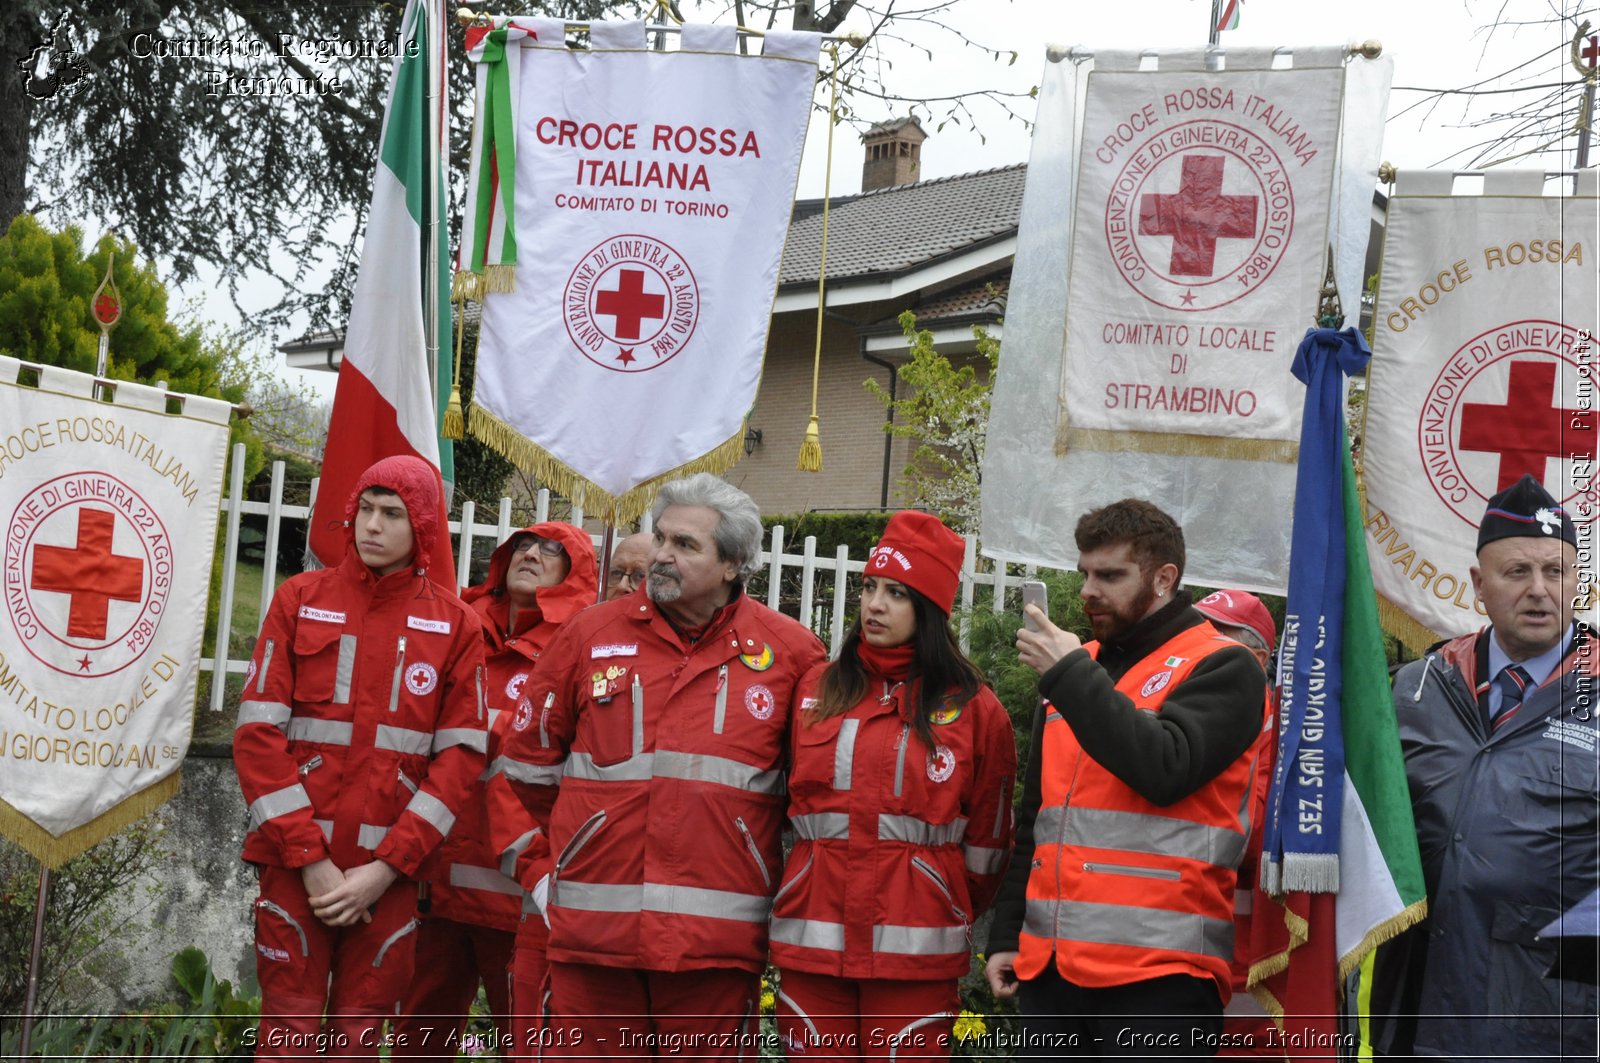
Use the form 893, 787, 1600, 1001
861, 117, 926, 192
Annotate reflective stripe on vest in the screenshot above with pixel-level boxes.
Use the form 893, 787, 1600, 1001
492, 756, 564, 786
376, 724, 431, 756
248, 783, 310, 828
834, 719, 860, 789
769, 917, 968, 957
564, 750, 783, 794
403, 790, 456, 836
878, 814, 966, 846
434, 727, 487, 755
1017, 620, 1251, 988
964, 843, 1008, 874
237, 700, 291, 732
791, 812, 849, 840
287, 717, 353, 746
555, 880, 771, 924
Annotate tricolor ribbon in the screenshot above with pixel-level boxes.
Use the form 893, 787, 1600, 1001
456, 20, 538, 299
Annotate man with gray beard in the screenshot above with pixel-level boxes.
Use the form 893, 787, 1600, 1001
488, 474, 825, 1058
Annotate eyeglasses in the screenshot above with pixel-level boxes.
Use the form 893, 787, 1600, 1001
512, 537, 566, 558
607, 567, 649, 587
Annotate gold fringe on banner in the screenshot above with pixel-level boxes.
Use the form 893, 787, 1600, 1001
0, 774, 181, 869
1336, 898, 1428, 984
441, 297, 469, 440
483, 264, 516, 294
1377, 594, 1447, 657
1055, 424, 1301, 464
468, 403, 746, 525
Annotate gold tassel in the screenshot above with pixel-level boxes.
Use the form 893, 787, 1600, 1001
441, 300, 468, 440
484, 264, 517, 294
451, 270, 484, 303
797, 414, 822, 471
798, 47, 840, 474
0, 774, 181, 868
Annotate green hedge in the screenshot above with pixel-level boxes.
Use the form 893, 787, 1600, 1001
761, 510, 893, 560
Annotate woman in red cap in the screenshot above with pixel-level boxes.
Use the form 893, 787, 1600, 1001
771, 511, 1017, 1061
395, 521, 596, 1061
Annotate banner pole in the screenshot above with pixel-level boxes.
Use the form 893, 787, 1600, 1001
19, 862, 52, 1058
425, 0, 443, 417
596, 524, 616, 604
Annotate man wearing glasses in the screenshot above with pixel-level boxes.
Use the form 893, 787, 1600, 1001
605, 532, 654, 601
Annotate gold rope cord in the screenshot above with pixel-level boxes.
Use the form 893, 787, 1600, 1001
797, 44, 840, 472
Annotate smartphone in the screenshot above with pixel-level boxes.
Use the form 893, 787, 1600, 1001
1020, 580, 1048, 631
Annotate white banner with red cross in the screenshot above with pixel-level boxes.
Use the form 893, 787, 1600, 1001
1362, 169, 1600, 648
983, 46, 1391, 591
0, 359, 230, 865
464, 19, 819, 523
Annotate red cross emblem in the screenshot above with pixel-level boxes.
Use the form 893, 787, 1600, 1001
1582, 35, 1598, 70
1139, 155, 1260, 277
30, 507, 144, 639
1458, 360, 1596, 492
594, 268, 666, 341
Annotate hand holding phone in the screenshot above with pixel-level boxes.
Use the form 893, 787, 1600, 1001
1020, 580, 1048, 631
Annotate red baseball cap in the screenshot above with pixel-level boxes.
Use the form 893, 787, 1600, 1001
1194, 589, 1276, 653
865, 510, 965, 615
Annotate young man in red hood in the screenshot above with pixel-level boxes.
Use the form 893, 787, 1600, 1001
396, 521, 597, 1062
235, 455, 488, 1060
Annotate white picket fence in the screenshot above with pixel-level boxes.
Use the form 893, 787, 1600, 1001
204, 445, 1033, 712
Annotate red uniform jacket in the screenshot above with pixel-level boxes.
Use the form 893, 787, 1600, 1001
491, 587, 826, 974
430, 522, 598, 932
234, 456, 487, 878
769, 666, 1016, 981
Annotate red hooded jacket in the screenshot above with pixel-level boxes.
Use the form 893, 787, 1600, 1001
427, 522, 597, 931
234, 456, 487, 878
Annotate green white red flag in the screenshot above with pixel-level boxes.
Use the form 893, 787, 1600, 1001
309, 0, 455, 585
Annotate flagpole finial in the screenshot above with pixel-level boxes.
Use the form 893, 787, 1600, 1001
1353, 39, 1383, 60
1378, 161, 1397, 184
1317, 246, 1343, 329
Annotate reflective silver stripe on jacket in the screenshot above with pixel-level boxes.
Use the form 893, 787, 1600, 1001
878, 814, 967, 846
556, 880, 771, 923
286, 717, 353, 746
358, 823, 390, 849
334, 635, 357, 704
449, 863, 522, 896
770, 916, 845, 951
963, 843, 1008, 874
237, 700, 292, 731
1022, 897, 1234, 961
256, 898, 309, 956
404, 790, 456, 836
564, 751, 782, 794
769, 918, 967, 957
873, 923, 969, 955
500, 827, 541, 877
833, 719, 860, 790
789, 812, 849, 840
1033, 804, 1247, 868
491, 756, 565, 786
248, 783, 311, 828
313, 818, 333, 840
375, 724, 432, 756
373, 917, 418, 968
434, 727, 487, 755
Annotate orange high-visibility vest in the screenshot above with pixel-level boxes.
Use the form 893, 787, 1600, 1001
1015, 621, 1259, 996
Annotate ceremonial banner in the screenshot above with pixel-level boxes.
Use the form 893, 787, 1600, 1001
0, 360, 230, 865
467, 20, 819, 522
1363, 169, 1600, 647
984, 46, 1391, 591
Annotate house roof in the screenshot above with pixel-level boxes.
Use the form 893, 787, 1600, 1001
779, 163, 1026, 288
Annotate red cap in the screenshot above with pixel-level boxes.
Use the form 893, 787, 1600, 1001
1194, 589, 1276, 653
865, 511, 965, 615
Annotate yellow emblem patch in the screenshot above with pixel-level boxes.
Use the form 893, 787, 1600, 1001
739, 643, 775, 671
931, 705, 962, 726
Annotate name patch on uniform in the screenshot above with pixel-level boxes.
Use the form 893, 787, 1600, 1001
800, 697, 819, 710
592, 643, 639, 659
1140, 670, 1173, 697
257, 943, 291, 963
408, 616, 452, 634
1542, 719, 1597, 752
298, 606, 346, 624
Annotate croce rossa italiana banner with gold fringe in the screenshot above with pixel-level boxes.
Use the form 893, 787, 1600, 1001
984, 45, 1390, 590
462, 19, 818, 522
1363, 169, 1599, 648
0, 359, 229, 865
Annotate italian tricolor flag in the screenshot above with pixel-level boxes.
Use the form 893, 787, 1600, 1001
310, 0, 455, 585
1246, 441, 1429, 1059
1216, 0, 1243, 33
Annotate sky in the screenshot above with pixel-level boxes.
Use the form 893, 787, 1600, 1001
171, 0, 1595, 399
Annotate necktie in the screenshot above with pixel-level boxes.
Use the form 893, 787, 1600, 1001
1492, 665, 1532, 731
